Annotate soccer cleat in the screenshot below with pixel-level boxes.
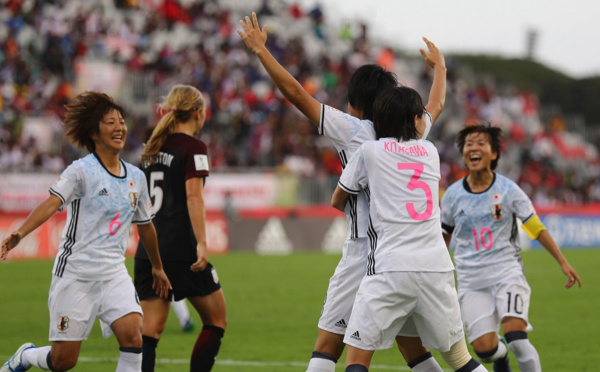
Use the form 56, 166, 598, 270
493, 338, 512, 372
1, 343, 36, 372
182, 319, 195, 333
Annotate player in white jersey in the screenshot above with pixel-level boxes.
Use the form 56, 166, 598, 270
1, 92, 171, 372
239, 12, 445, 372
333, 87, 488, 372
440, 123, 581, 372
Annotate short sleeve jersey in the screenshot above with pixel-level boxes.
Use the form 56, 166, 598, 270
440, 173, 537, 290
338, 138, 453, 275
49, 153, 153, 281
136, 133, 209, 263
319, 104, 432, 239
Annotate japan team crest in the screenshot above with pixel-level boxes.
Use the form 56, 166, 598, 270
57, 316, 69, 331
490, 193, 503, 220
129, 192, 138, 209
491, 203, 503, 220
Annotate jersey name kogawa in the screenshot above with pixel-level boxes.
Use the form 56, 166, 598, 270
441, 173, 537, 290
49, 153, 153, 281
338, 137, 453, 275
319, 104, 432, 240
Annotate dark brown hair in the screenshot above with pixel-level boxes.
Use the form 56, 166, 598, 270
456, 122, 503, 170
63, 91, 125, 152
373, 86, 423, 141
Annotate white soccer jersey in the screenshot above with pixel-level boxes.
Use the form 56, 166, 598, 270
319, 104, 432, 239
441, 173, 536, 290
49, 153, 153, 281
338, 138, 453, 274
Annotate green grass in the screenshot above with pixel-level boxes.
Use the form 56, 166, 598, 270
1, 250, 598, 371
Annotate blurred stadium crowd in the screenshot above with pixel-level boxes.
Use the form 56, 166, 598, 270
1, 0, 599, 206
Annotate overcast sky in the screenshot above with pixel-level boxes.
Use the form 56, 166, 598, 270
293, 0, 600, 78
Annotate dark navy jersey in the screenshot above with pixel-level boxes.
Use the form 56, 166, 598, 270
136, 133, 209, 262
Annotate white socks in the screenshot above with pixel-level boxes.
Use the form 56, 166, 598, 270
306, 357, 336, 372
115, 349, 143, 372
508, 338, 541, 372
22, 346, 52, 370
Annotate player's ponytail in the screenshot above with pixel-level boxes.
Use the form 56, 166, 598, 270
141, 85, 204, 166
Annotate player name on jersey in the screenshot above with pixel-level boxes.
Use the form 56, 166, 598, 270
142, 152, 174, 168
383, 141, 429, 157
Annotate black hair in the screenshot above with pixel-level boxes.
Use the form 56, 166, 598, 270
456, 122, 503, 170
347, 64, 397, 121
373, 86, 423, 141
63, 91, 125, 152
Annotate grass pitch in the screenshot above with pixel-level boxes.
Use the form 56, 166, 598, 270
0, 250, 598, 371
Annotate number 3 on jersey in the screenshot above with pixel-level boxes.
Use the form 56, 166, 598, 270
397, 163, 433, 221
150, 171, 164, 214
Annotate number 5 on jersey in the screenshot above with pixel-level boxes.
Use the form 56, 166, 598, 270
150, 171, 164, 214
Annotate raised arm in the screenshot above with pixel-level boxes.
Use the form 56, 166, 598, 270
238, 12, 321, 126
420, 37, 446, 124
537, 230, 582, 288
1, 194, 62, 260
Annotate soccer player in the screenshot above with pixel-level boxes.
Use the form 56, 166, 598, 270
440, 123, 582, 372
0, 91, 171, 372
135, 84, 227, 372
332, 86, 488, 372
239, 12, 445, 372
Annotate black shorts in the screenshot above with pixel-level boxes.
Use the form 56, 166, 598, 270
134, 259, 222, 301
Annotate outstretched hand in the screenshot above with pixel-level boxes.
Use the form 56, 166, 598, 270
238, 12, 268, 54
561, 262, 582, 289
420, 37, 445, 69
1, 231, 22, 260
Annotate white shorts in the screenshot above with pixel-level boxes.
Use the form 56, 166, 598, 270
344, 271, 464, 352
318, 238, 368, 335
458, 275, 532, 343
48, 272, 142, 341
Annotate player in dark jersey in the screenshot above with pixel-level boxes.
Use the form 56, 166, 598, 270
135, 84, 227, 372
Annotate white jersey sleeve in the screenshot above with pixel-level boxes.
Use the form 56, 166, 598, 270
338, 145, 368, 195
420, 111, 433, 140
318, 104, 365, 155
130, 166, 154, 224
50, 161, 86, 211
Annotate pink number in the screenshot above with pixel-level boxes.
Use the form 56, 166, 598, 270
472, 228, 479, 251
472, 227, 493, 251
109, 213, 122, 236
397, 163, 433, 221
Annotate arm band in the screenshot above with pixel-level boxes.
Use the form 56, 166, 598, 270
521, 215, 547, 239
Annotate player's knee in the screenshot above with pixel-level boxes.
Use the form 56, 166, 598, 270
51, 355, 77, 372
396, 336, 428, 362
119, 329, 143, 348
440, 340, 472, 370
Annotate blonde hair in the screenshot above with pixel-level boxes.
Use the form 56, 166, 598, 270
141, 84, 204, 165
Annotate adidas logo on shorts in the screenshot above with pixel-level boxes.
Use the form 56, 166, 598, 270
98, 188, 108, 196
335, 319, 347, 328
350, 331, 361, 341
